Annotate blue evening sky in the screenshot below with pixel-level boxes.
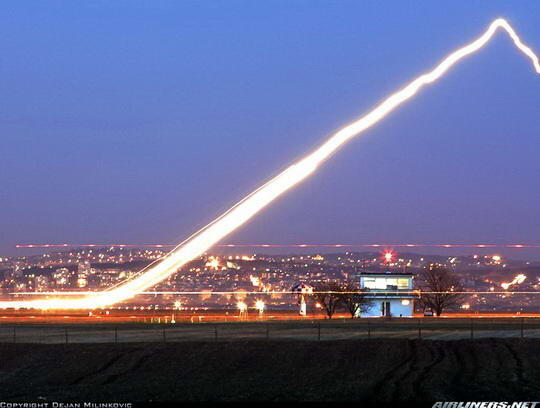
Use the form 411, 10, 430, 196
2, 1, 540, 257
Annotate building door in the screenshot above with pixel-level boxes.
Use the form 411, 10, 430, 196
381, 301, 391, 316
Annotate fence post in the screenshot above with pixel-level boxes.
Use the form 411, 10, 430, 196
214, 325, 218, 342
265, 323, 269, 340
470, 318, 474, 339
65, 328, 68, 344
13, 327, 16, 343
367, 320, 371, 339
418, 319, 422, 339
317, 322, 321, 341
521, 317, 524, 338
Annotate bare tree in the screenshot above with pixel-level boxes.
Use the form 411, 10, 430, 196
338, 281, 372, 318
417, 266, 464, 316
312, 281, 343, 319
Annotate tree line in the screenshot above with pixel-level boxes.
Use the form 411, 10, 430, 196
310, 281, 372, 319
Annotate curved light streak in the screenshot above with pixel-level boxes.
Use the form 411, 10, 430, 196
2, 18, 539, 309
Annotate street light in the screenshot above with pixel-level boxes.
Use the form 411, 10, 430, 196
255, 300, 265, 317
237, 301, 248, 320
172, 300, 182, 323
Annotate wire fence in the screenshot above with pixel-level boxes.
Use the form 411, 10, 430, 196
1, 318, 540, 343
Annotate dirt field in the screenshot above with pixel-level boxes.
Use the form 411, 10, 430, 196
1, 338, 539, 402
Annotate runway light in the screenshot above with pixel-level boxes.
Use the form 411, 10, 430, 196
1, 18, 539, 310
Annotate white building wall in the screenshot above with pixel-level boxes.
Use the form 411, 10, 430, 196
359, 299, 414, 317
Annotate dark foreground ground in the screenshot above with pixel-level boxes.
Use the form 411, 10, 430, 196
1, 339, 539, 402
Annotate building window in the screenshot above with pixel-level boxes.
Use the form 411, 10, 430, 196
363, 277, 387, 289
363, 277, 410, 290
397, 278, 410, 289
386, 278, 397, 289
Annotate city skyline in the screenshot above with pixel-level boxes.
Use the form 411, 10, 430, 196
2, 245, 538, 314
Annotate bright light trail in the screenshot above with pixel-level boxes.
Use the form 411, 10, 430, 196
2, 18, 539, 309
16, 243, 540, 248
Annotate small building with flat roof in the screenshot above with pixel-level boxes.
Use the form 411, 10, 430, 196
357, 271, 415, 317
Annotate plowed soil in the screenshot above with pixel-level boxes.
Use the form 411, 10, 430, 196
1, 339, 539, 402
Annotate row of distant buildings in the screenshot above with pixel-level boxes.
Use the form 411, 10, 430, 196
2, 261, 139, 292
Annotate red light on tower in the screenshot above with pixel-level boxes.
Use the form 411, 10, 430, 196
381, 249, 396, 264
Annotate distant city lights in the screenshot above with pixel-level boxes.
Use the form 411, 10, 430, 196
501, 274, 527, 290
